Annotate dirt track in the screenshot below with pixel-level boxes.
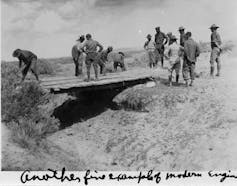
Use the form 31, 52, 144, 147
2, 50, 237, 171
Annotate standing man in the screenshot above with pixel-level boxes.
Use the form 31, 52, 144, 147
96, 46, 113, 75
154, 27, 168, 67
72, 35, 85, 76
12, 49, 39, 83
178, 26, 186, 47
209, 24, 222, 77
164, 35, 183, 86
81, 34, 103, 81
183, 32, 200, 87
144, 34, 156, 68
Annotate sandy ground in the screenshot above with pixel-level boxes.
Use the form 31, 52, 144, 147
2, 49, 237, 171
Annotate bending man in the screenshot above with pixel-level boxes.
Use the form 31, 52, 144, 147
12, 49, 39, 83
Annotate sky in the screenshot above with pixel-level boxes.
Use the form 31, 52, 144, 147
1, 0, 237, 61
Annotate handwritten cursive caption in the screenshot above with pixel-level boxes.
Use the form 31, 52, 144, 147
20, 168, 237, 185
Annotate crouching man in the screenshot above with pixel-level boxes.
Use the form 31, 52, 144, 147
183, 32, 200, 87
108, 52, 126, 72
96, 46, 113, 75
12, 49, 39, 83
164, 35, 183, 86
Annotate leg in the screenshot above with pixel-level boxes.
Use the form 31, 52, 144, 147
73, 59, 79, 76
216, 54, 221, 76
160, 46, 165, 67
85, 57, 92, 81
148, 51, 152, 68
31, 58, 39, 81
189, 62, 196, 86
92, 61, 99, 80
78, 57, 83, 75
175, 63, 181, 83
99, 59, 106, 76
210, 49, 216, 77
120, 60, 126, 71
114, 61, 118, 71
182, 58, 189, 87
21, 62, 31, 83
169, 70, 173, 86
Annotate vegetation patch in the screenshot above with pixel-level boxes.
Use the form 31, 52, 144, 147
1, 62, 60, 149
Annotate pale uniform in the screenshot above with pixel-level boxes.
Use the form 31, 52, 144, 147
107, 52, 126, 71
210, 31, 222, 67
144, 40, 156, 68
82, 39, 102, 67
164, 42, 183, 74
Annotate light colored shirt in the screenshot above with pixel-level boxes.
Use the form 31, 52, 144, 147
82, 39, 103, 53
76, 41, 84, 51
144, 40, 156, 51
165, 42, 183, 64
184, 38, 200, 63
107, 52, 124, 63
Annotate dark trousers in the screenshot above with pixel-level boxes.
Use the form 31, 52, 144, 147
182, 58, 195, 81
22, 58, 39, 81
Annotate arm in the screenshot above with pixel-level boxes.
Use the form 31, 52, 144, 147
144, 41, 148, 50
19, 59, 22, 68
196, 43, 201, 57
163, 33, 168, 45
97, 42, 103, 53
164, 46, 170, 60
215, 33, 222, 49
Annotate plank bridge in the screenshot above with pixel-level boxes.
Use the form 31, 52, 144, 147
40, 68, 159, 94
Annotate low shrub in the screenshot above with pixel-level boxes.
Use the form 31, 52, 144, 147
113, 85, 154, 111
1, 62, 60, 149
37, 59, 55, 75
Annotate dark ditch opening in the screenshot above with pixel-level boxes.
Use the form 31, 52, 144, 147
53, 87, 126, 129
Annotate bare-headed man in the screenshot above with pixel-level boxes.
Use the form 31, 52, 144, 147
81, 34, 103, 81
12, 49, 39, 83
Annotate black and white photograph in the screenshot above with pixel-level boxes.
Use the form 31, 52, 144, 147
1, 0, 237, 184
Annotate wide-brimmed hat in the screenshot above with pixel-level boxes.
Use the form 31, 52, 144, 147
209, 24, 219, 29
178, 26, 185, 31
76, 35, 85, 41
146, 34, 152, 38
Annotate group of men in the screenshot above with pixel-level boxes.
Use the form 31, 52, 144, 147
72, 33, 126, 81
12, 24, 222, 86
144, 24, 222, 86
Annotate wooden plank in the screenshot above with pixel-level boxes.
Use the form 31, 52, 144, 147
42, 75, 153, 91
40, 68, 159, 92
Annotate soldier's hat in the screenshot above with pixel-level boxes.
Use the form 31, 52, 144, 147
146, 34, 152, 38
76, 35, 85, 41
178, 26, 185, 31
209, 24, 219, 29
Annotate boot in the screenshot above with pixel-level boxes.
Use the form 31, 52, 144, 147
176, 75, 179, 83
210, 66, 214, 77
216, 63, 221, 76
168, 75, 172, 86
